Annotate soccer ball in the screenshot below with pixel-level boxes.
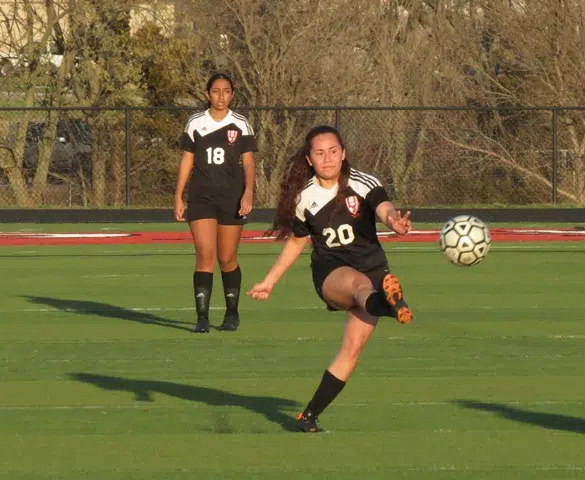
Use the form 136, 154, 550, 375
439, 215, 491, 266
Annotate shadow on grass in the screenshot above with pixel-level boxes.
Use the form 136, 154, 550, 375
453, 399, 585, 434
23, 295, 193, 332
69, 372, 300, 432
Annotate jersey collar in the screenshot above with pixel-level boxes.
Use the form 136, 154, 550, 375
313, 175, 339, 193
205, 109, 233, 125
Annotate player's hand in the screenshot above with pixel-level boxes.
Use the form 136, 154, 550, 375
239, 189, 253, 216
247, 280, 274, 301
174, 198, 186, 222
388, 210, 412, 235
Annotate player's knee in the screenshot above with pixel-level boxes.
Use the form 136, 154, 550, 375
218, 255, 237, 271
350, 274, 373, 296
196, 249, 216, 269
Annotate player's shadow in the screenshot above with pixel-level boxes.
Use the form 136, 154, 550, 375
22, 295, 193, 333
453, 399, 585, 434
69, 373, 299, 432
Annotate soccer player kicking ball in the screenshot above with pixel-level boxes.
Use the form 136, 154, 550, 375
248, 125, 413, 433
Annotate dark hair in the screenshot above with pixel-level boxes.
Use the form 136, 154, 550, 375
267, 125, 351, 240
206, 73, 234, 93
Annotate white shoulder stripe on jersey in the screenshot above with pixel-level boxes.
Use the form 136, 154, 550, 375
350, 168, 378, 179
232, 112, 254, 135
184, 112, 206, 132
302, 178, 314, 191
295, 201, 307, 222
349, 177, 377, 193
349, 173, 377, 190
351, 172, 381, 189
232, 111, 249, 121
187, 111, 206, 122
362, 172, 382, 187
350, 169, 382, 188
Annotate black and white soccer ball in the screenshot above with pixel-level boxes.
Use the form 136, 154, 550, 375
439, 215, 492, 266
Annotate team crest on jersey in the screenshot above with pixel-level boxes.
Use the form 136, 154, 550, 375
227, 130, 239, 144
345, 195, 360, 217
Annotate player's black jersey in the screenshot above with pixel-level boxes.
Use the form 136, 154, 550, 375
293, 169, 390, 272
179, 110, 258, 201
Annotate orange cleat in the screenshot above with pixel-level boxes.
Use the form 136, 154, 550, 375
382, 274, 413, 324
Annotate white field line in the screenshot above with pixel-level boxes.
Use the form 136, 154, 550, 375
3, 244, 585, 258
7, 228, 585, 240
79, 274, 154, 279
0, 352, 580, 365
14, 306, 324, 313
2, 399, 585, 411
7, 304, 584, 314
118, 244, 585, 251
0, 233, 133, 239
2, 304, 585, 343
403, 466, 585, 472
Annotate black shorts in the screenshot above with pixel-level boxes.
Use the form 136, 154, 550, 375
186, 197, 246, 225
311, 260, 390, 311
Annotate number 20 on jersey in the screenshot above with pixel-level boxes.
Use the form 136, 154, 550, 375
323, 224, 355, 248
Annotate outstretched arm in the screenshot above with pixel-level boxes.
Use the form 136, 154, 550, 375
375, 201, 412, 235
247, 234, 310, 300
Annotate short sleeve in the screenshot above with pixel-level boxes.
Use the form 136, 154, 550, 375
240, 134, 258, 153
292, 202, 311, 237
292, 217, 310, 237
366, 186, 390, 210
236, 115, 258, 153
179, 130, 197, 153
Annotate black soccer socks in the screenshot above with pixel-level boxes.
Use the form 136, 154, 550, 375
302, 369, 346, 418
193, 271, 213, 327
221, 266, 241, 316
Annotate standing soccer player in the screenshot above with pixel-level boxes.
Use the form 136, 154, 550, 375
248, 125, 412, 432
174, 73, 258, 333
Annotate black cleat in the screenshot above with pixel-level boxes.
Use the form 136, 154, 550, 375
194, 319, 210, 333
219, 313, 240, 331
296, 412, 323, 433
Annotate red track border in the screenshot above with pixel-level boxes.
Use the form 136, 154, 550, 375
1, 228, 584, 246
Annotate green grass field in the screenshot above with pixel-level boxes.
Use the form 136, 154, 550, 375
1, 226, 584, 479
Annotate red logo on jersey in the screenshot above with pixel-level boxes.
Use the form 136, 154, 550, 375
345, 196, 360, 217
227, 130, 239, 144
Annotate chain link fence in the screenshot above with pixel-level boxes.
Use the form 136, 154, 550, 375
1, 106, 583, 208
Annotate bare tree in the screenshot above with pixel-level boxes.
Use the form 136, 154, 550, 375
174, 0, 387, 205
0, 0, 144, 207
434, 0, 585, 204
3, 0, 584, 207
0, 0, 70, 206
336, 1, 453, 205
